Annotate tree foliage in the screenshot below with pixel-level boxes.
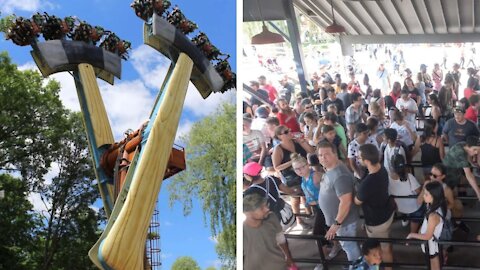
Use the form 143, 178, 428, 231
35, 112, 103, 270
168, 102, 236, 267
0, 174, 40, 270
0, 52, 103, 269
171, 256, 201, 270
0, 51, 68, 188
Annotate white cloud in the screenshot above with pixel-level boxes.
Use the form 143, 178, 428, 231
130, 44, 171, 89
89, 204, 100, 213
130, 45, 236, 117
0, 0, 56, 14
183, 84, 236, 117
164, 221, 173, 227
44, 162, 59, 185
50, 72, 81, 111
15, 43, 235, 144
161, 252, 173, 260
208, 235, 218, 244
175, 119, 193, 143
17, 62, 81, 112
99, 79, 154, 140
28, 192, 50, 213
206, 259, 222, 269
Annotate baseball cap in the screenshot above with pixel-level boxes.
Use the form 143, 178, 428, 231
454, 102, 466, 113
420, 64, 427, 69
243, 193, 268, 212
243, 162, 263, 177
258, 75, 266, 80
404, 68, 412, 74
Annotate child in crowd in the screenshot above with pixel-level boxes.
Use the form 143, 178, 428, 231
407, 181, 447, 270
320, 124, 348, 161
351, 239, 382, 270
348, 123, 378, 179
381, 128, 408, 177
388, 154, 423, 234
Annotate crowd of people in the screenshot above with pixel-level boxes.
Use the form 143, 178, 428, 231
243, 60, 480, 270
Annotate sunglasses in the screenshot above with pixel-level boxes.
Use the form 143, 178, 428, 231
430, 173, 442, 178
281, 129, 290, 135
305, 105, 313, 109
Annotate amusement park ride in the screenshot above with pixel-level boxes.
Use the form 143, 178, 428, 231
2, 0, 235, 269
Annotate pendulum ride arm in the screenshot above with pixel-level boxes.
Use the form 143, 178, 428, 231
93, 13, 227, 270
30, 40, 123, 217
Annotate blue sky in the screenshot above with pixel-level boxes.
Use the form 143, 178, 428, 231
0, 0, 236, 269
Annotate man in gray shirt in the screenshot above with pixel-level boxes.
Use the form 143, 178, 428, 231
317, 140, 361, 263
243, 193, 296, 270
442, 105, 480, 147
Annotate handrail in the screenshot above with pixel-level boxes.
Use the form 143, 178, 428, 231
285, 233, 480, 269
285, 234, 432, 269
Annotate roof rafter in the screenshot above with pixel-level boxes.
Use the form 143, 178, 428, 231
375, 0, 397, 35
358, 1, 385, 34
314, 0, 361, 35
293, 1, 330, 29
342, 1, 372, 35
438, 0, 449, 32
391, 0, 410, 34
456, 0, 462, 33
473, 0, 476, 31
303, 0, 333, 25
410, 0, 425, 34
421, 0, 436, 34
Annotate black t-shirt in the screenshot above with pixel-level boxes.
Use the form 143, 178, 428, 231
403, 87, 420, 102
250, 89, 269, 106
357, 166, 394, 226
322, 98, 344, 114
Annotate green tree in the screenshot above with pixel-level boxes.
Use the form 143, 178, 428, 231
0, 174, 41, 270
171, 256, 201, 270
168, 102, 236, 268
205, 267, 217, 270
0, 52, 68, 189
35, 112, 102, 270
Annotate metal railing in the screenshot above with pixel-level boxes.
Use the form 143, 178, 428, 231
285, 233, 480, 269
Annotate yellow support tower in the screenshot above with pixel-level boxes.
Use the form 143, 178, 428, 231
97, 53, 193, 269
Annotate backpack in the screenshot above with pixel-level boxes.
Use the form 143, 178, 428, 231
248, 176, 296, 230
381, 141, 408, 166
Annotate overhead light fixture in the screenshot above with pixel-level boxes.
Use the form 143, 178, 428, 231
325, 0, 345, 34
251, 0, 285, 45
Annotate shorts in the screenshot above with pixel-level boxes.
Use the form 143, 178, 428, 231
365, 212, 394, 248
446, 167, 465, 188
407, 204, 426, 223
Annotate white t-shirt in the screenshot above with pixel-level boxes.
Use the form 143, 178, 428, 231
251, 118, 269, 142
383, 143, 407, 175
388, 174, 421, 214
395, 98, 417, 125
348, 137, 379, 168
389, 121, 416, 146
243, 130, 265, 154
303, 125, 319, 146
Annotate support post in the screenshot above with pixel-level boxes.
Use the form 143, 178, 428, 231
283, 0, 308, 93
74, 63, 115, 216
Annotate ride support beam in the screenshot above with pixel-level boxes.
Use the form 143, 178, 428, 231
97, 53, 193, 270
